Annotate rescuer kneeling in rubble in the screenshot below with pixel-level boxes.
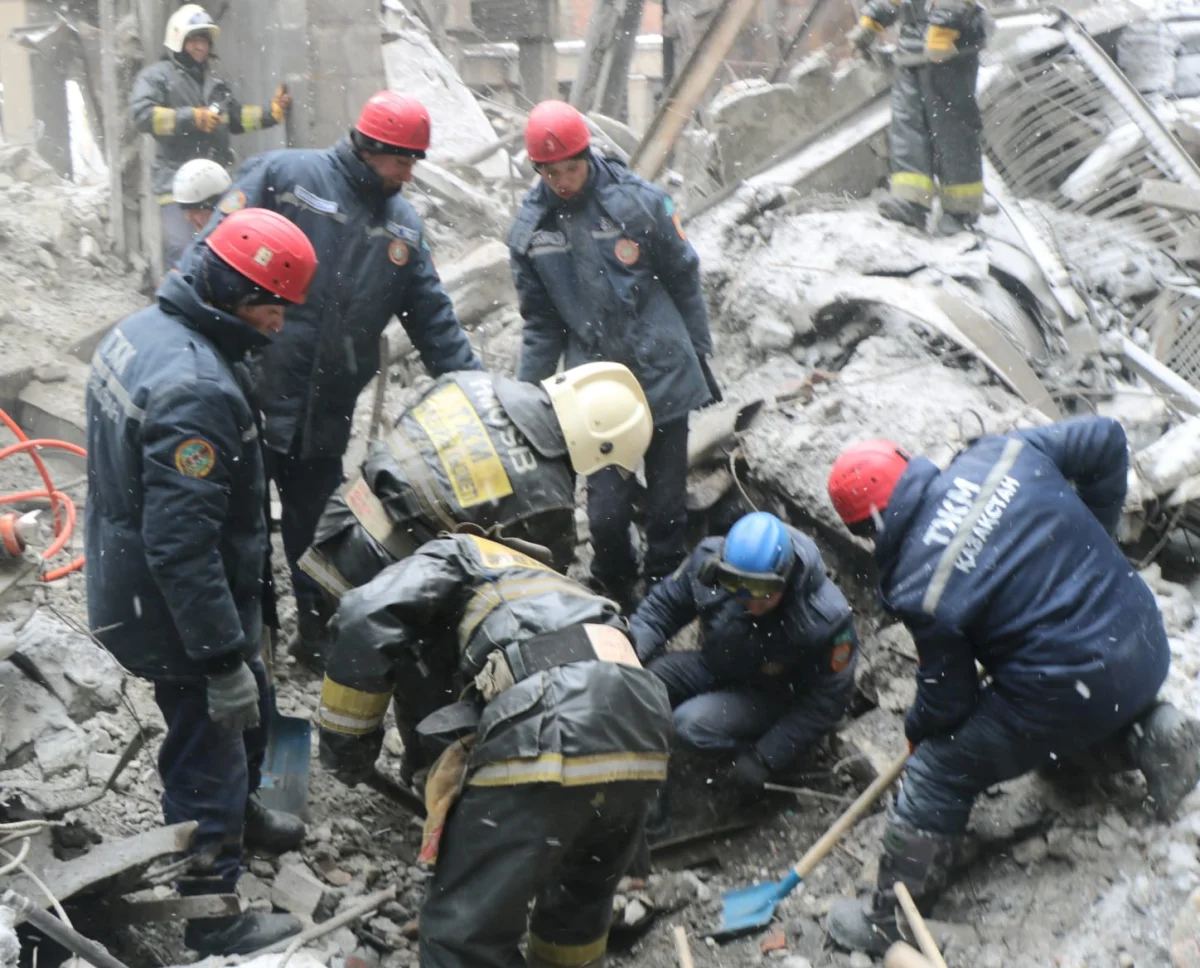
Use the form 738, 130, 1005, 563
316, 530, 672, 968
301, 362, 653, 784
631, 512, 857, 821
848, 0, 988, 235
822, 418, 1200, 955
85, 209, 318, 955
510, 100, 719, 612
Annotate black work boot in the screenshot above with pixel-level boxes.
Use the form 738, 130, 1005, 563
877, 195, 930, 231
184, 911, 302, 956
827, 816, 956, 955
937, 211, 978, 236
244, 795, 305, 853
645, 787, 673, 845
287, 599, 334, 672
1128, 701, 1200, 820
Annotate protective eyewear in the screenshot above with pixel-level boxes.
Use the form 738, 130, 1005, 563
714, 564, 787, 601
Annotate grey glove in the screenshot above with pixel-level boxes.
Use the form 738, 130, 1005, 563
206, 662, 261, 731
848, 23, 877, 52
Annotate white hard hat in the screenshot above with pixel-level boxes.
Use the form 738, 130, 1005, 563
542, 362, 653, 476
173, 159, 232, 207
164, 4, 219, 53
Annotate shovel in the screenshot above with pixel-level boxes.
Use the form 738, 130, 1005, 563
711, 750, 909, 940
893, 882, 949, 968
257, 627, 313, 818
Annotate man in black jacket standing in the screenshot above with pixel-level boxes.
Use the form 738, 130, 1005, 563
185, 90, 481, 669
86, 210, 317, 956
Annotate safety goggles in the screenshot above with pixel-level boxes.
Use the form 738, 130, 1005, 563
713, 562, 787, 601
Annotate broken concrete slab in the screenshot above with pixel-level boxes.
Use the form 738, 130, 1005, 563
271, 861, 335, 920
412, 161, 508, 237
832, 707, 907, 786
1135, 416, 1200, 496
436, 240, 517, 330
15, 357, 90, 465
35, 727, 90, 778
15, 610, 125, 720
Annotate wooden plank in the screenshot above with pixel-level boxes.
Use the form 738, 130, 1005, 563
1139, 178, 1200, 216
630, 0, 759, 179
111, 893, 241, 924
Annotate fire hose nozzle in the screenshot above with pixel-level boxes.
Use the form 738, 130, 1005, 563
0, 511, 40, 557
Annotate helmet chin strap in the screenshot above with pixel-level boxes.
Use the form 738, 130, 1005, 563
870, 506, 885, 532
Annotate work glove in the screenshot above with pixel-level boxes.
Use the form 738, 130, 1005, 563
186, 106, 221, 133
206, 662, 261, 732
847, 22, 878, 53
271, 84, 292, 125
731, 749, 771, 792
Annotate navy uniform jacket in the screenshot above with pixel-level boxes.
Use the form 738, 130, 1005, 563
509, 152, 712, 426
183, 139, 480, 460
85, 271, 269, 680
878, 417, 1169, 745
630, 530, 857, 770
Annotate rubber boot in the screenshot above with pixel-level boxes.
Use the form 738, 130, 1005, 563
826, 816, 957, 955
184, 911, 302, 956
877, 195, 930, 231
936, 211, 978, 236
645, 787, 673, 845
287, 598, 334, 672
244, 795, 305, 853
1128, 701, 1200, 820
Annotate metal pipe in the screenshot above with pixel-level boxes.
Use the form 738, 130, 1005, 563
1, 890, 132, 968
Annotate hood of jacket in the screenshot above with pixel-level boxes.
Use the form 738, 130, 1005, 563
331, 137, 394, 210
156, 269, 271, 364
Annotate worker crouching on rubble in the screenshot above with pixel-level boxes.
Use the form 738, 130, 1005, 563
85, 210, 318, 956
848, 0, 988, 235
316, 532, 672, 968
631, 512, 857, 822
183, 90, 480, 671
131, 4, 289, 267
298, 362, 653, 682
823, 418, 1200, 955
510, 99, 719, 612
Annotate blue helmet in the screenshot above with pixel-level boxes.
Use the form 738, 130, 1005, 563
722, 512, 794, 577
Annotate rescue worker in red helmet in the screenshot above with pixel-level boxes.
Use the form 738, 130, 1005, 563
823, 418, 1200, 954
509, 100, 718, 612
181, 91, 480, 671
86, 209, 318, 956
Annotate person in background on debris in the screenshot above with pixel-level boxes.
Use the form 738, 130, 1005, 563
171, 158, 233, 251
182, 90, 481, 672
823, 420, 1200, 955
317, 532, 672, 968
631, 512, 856, 823
85, 209, 318, 956
302, 362, 653, 783
848, 0, 988, 235
131, 4, 290, 267
509, 99, 719, 613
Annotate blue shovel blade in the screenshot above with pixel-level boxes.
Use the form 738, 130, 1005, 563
713, 870, 803, 940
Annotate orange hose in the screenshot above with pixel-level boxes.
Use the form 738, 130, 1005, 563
0, 409, 87, 581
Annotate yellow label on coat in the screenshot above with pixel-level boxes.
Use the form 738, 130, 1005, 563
464, 534, 552, 573
411, 384, 514, 508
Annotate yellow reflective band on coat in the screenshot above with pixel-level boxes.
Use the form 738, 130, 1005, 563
151, 106, 177, 136
157, 193, 176, 206
318, 678, 391, 735
458, 573, 605, 648
890, 172, 935, 206
240, 105, 264, 131
411, 384, 514, 508
926, 25, 961, 52
860, 14, 885, 33
465, 534, 555, 573
298, 547, 353, 600
528, 931, 608, 968
468, 751, 669, 788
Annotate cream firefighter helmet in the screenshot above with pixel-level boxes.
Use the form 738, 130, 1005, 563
543, 362, 652, 476
164, 4, 219, 53
173, 159, 232, 207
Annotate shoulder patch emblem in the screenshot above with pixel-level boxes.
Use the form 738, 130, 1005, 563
175, 438, 216, 478
830, 639, 854, 673
388, 240, 409, 267
672, 213, 687, 240
614, 238, 640, 266
218, 189, 246, 215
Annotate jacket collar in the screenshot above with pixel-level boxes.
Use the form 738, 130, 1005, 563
331, 138, 390, 207
156, 270, 271, 363
874, 456, 941, 582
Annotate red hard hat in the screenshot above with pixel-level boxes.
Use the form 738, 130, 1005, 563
207, 209, 318, 304
525, 100, 590, 164
355, 91, 431, 153
827, 439, 911, 525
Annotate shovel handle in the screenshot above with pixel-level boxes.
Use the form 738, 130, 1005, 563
893, 883, 949, 968
792, 750, 908, 878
